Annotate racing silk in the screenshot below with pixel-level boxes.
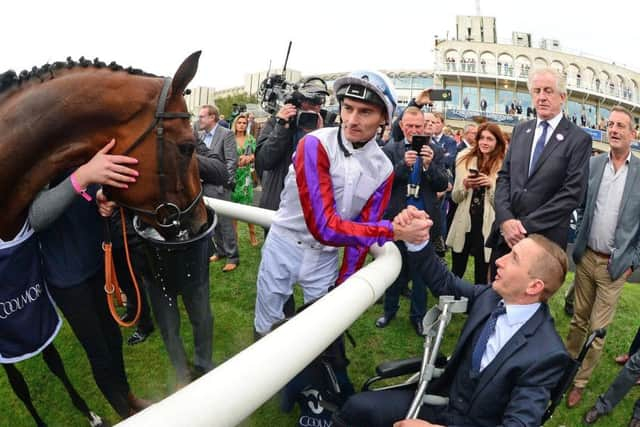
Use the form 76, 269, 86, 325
0, 222, 61, 363
271, 127, 394, 284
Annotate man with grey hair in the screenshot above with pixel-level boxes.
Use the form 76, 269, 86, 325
486, 67, 592, 278
457, 123, 477, 153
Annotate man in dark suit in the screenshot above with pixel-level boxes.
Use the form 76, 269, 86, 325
456, 123, 477, 153
486, 67, 592, 278
198, 104, 239, 272
480, 98, 488, 114
334, 210, 570, 427
375, 108, 448, 335
429, 112, 458, 253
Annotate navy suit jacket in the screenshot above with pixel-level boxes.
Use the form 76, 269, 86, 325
382, 139, 448, 239
410, 244, 570, 426
487, 116, 591, 249
432, 134, 458, 183
573, 153, 640, 280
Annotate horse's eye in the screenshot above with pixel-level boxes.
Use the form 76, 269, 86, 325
178, 143, 195, 157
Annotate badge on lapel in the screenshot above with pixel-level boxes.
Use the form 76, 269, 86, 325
556, 134, 564, 141
526, 128, 532, 133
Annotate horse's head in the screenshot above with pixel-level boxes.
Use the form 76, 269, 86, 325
106, 52, 208, 241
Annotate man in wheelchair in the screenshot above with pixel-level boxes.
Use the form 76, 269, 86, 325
334, 208, 571, 427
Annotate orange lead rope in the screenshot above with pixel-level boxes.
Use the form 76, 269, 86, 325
104, 207, 142, 327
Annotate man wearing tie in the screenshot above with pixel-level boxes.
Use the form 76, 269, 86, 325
429, 112, 458, 250
486, 67, 592, 278
198, 105, 239, 272
335, 208, 570, 427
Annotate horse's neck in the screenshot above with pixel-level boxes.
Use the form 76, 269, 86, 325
0, 70, 156, 240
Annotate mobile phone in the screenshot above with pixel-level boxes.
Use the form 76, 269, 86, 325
297, 111, 319, 130
411, 135, 428, 152
429, 89, 452, 102
468, 168, 479, 176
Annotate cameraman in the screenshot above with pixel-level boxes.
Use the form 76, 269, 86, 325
254, 77, 330, 317
255, 77, 330, 214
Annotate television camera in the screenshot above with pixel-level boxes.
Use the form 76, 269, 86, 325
258, 42, 334, 129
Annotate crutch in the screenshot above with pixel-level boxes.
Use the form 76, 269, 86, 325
406, 295, 468, 419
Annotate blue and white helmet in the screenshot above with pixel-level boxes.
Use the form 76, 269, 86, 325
333, 70, 398, 125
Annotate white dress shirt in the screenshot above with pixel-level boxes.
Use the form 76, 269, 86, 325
480, 300, 540, 371
588, 152, 631, 254
202, 123, 219, 148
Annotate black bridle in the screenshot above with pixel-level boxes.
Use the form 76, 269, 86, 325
116, 77, 203, 230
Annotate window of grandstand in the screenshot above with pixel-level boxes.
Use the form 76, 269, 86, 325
480, 87, 496, 112
412, 77, 433, 89
567, 101, 582, 124
498, 89, 513, 114
447, 85, 460, 108
462, 85, 478, 110
517, 91, 532, 116
585, 105, 597, 128
393, 77, 413, 89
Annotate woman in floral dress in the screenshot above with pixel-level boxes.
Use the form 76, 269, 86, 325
231, 113, 259, 246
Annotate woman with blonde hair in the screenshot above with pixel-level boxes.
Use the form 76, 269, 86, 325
231, 113, 259, 246
446, 122, 507, 283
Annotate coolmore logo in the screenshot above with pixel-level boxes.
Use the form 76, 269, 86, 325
298, 416, 332, 427
301, 389, 324, 414
0, 283, 43, 319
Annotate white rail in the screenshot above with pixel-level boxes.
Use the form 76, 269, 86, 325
117, 197, 402, 426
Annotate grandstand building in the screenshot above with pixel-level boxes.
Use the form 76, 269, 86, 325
186, 15, 640, 151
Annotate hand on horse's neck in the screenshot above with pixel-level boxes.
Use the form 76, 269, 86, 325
0, 139, 101, 240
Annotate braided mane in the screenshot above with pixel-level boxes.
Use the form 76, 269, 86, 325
0, 56, 158, 94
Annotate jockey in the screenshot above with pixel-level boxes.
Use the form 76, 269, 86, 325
253, 70, 427, 337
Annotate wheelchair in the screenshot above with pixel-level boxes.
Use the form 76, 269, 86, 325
360, 295, 605, 425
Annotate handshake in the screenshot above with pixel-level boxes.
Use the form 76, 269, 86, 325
392, 206, 432, 244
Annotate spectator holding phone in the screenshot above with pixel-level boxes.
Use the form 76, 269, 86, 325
375, 107, 449, 335
446, 123, 507, 284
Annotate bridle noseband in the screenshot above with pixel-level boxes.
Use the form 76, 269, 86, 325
116, 77, 203, 230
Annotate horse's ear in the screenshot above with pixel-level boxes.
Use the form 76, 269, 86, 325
171, 51, 201, 96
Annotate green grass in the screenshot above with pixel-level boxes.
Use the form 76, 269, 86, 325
2, 225, 640, 426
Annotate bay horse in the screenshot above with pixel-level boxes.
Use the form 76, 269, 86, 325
0, 51, 207, 242
0, 52, 207, 425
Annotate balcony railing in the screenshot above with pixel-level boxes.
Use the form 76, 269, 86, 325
435, 62, 639, 105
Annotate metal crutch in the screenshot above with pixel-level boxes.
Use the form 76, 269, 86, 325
406, 295, 468, 419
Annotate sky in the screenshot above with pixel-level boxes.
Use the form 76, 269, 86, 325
2, 0, 639, 91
